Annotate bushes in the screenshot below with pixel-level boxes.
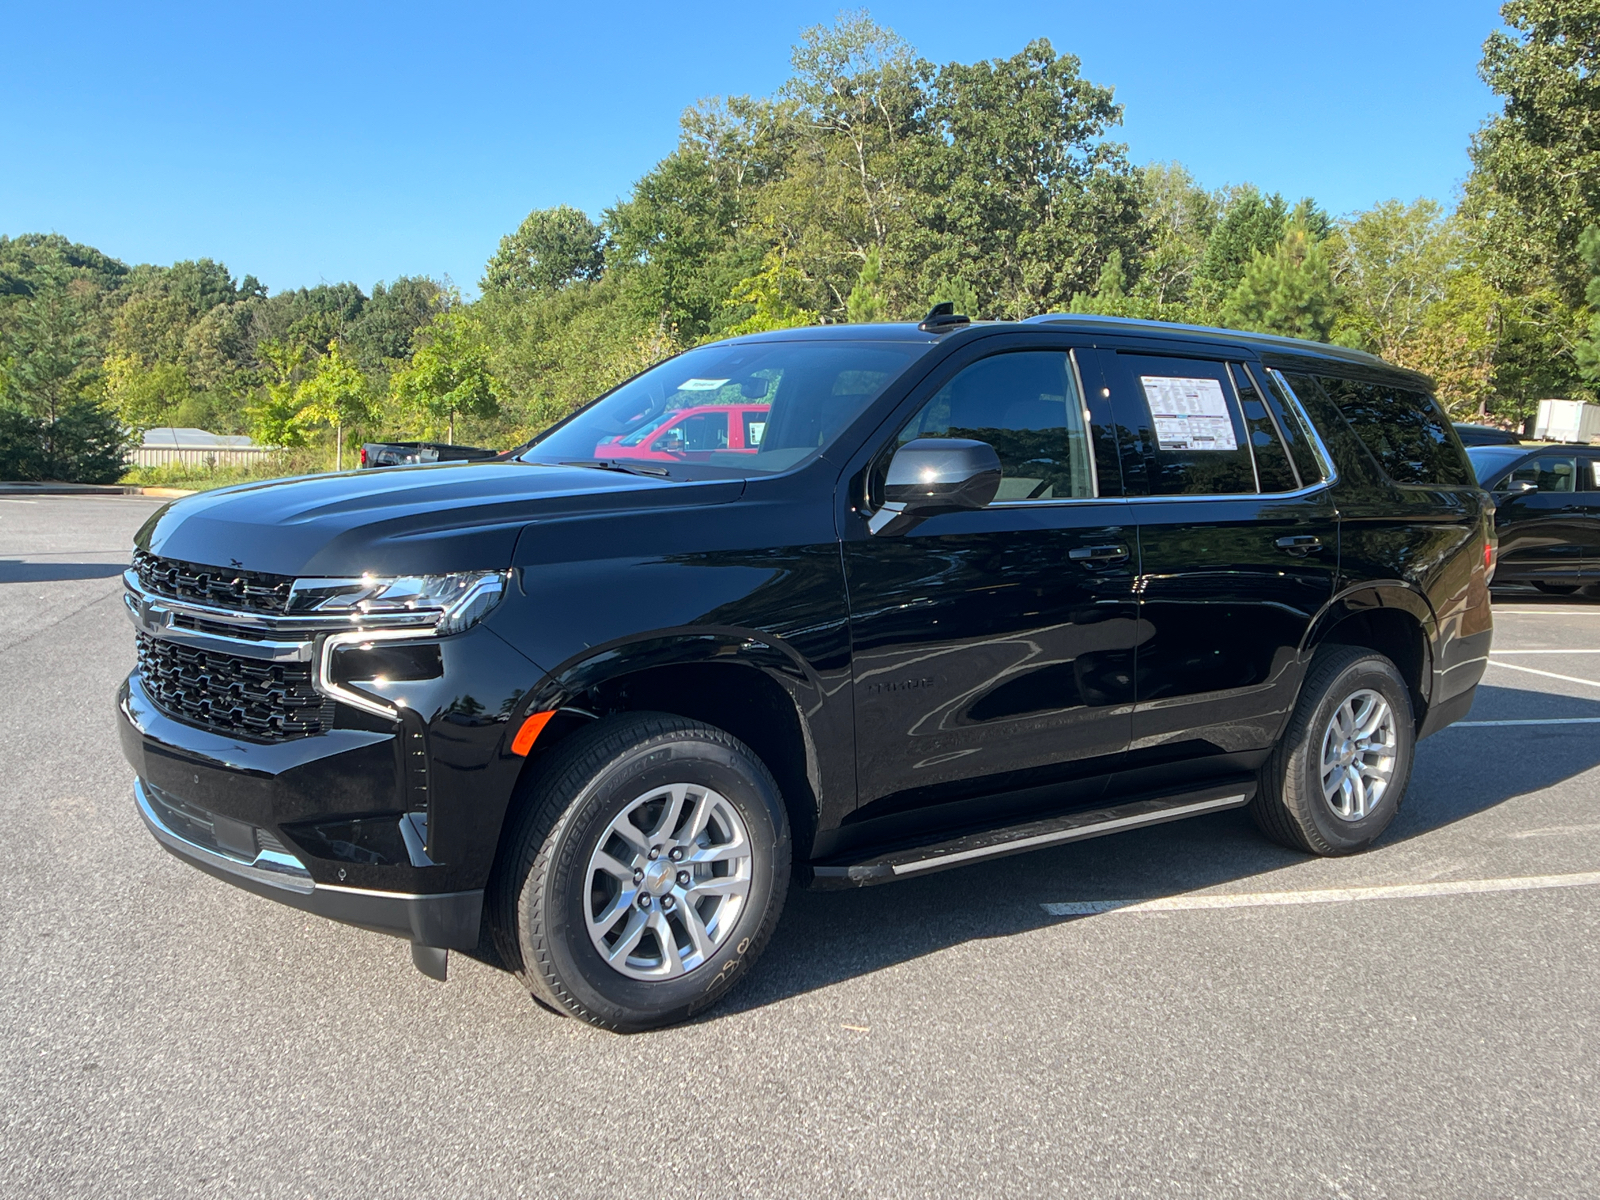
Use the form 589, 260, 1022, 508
0, 400, 132, 484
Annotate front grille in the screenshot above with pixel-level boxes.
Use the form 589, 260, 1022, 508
136, 632, 331, 739
133, 549, 294, 615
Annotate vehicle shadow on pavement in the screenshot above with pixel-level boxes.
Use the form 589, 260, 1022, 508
0, 560, 128, 583
708, 682, 1600, 1020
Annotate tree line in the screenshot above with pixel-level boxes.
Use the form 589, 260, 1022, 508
3, 3, 1598, 483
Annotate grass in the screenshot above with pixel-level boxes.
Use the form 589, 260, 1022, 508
121, 450, 333, 493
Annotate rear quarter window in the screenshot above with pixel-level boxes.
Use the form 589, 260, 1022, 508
1308, 375, 1471, 487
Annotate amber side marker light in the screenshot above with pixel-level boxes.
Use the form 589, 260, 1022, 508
511, 711, 557, 756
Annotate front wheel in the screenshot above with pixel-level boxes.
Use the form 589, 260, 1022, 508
492, 712, 790, 1032
1252, 646, 1414, 855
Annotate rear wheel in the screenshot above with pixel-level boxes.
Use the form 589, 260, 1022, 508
1252, 646, 1414, 855
491, 712, 790, 1032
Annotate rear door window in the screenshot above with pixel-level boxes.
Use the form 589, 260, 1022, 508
1101, 353, 1257, 495
1312, 376, 1471, 486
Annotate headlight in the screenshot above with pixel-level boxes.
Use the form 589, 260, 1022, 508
289, 570, 510, 635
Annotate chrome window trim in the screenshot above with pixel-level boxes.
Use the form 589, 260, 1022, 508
1234, 362, 1301, 491
1066, 348, 1101, 501
1119, 478, 1336, 505
1265, 368, 1340, 487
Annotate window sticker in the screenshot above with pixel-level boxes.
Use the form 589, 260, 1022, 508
677, 378, 729, 392
1140, 376, 1238, 452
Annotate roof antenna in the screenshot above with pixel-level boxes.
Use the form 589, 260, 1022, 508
918, 301, 971, 333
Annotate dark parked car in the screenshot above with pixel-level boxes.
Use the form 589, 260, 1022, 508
1453, 422, 1523, 447
1468, 442, 1600, 594
119, 313, 1493, 1031
360, 440, 502, 468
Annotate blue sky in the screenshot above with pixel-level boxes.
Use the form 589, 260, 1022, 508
2, 1, 1505, 296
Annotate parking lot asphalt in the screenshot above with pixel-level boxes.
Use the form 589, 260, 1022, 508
2, 495, 1598, 1199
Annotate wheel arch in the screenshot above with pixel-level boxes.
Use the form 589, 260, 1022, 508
500, 628, 829, 860
1304, 583, 1438, 728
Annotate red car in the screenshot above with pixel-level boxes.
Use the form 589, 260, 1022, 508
600, 404, 769, 461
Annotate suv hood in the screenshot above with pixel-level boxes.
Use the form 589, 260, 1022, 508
135, 460, 745, 577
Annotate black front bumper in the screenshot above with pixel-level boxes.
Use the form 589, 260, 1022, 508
134, 778, 483, 949
120, 676, 483, 952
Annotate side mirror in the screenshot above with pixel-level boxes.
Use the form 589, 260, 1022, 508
868, 438, 1002, 535
1500, 479, 1537, 495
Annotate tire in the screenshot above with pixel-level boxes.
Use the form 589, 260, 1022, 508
491, 712, 791, 1032
1252, 645, 1414, 856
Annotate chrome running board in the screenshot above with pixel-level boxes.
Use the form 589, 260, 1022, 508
810, 783, 1253, 888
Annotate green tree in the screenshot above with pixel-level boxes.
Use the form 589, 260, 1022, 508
104, 355, 192, 432
846, 245, 887, 322
0, 260, 130, 481
725, 249, 819, 335
294, 340, 372, 469
1132, 163, 1220, 308
1465, 0, 1600, 301
1194, 187, 1289, 312
917, 37, 1143, 317
1220, 213, 1339, 342
483, 206, 605, 297
247, 341, 307, 449
1332, 199, 1462, 360
389, 311, 500, 442
346, 276, 443, 369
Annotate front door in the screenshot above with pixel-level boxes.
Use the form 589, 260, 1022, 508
1080, 349, 1340, 788
843, 345, 1139, 826
1494, 451, 1589, 585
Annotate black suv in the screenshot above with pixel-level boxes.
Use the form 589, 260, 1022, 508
118, 314, 1493, 1031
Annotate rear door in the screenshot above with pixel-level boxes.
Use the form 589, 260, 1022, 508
842, 339, 1139, 824
1079, 348, 1339, 790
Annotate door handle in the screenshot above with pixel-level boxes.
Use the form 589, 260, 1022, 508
1069, 544, 1130, 565
1275, 535, 1323, 557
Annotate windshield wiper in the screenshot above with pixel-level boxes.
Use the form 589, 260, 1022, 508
558, 459, 672, 478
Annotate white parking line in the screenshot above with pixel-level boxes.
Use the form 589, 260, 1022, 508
1492, 649, 1600, 654
1494, 608, 1600, 615
1508, 824, 1600, 840
1041, 871, 1600, 917
1449, 718, 1600, 727
1486, 660, 1600, 688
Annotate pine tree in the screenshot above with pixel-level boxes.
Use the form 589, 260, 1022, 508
846, 247, 887, 323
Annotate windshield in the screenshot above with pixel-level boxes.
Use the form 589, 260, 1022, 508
521, 340, 925, 476
1465, 444, 1527, 484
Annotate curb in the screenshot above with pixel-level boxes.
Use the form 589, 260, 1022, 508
0, 483, 198, 498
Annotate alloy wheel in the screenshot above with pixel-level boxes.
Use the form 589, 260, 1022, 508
583, 783, 753, 980
1319, 688, 1398, 821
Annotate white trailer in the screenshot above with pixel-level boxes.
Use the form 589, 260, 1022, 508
1533, 398, 1600, 443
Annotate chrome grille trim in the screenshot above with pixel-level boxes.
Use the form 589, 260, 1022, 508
135, 632, 334, 738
